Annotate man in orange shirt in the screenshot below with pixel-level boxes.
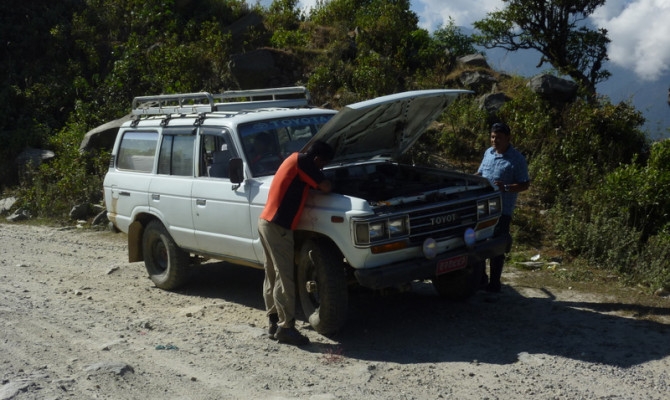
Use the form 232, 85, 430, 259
258, 140, 334, 345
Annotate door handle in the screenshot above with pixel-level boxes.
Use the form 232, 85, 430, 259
119, 191, 130, 196
151, 194, 160, 201
196, 199, 206, 206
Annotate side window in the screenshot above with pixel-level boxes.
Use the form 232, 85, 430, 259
117, 131, 158, 172
157, 129, 196, 176
199, 128, 237, 178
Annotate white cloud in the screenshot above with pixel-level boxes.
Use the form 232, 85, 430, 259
413, 0, 502, 31
591, 0, 670, 81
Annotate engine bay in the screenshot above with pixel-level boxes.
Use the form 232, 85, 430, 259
323, 161, 491, 207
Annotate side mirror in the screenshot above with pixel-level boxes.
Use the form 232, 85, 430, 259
229, 158, 244, 187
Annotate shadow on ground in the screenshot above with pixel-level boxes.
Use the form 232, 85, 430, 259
178, 260, 670, 368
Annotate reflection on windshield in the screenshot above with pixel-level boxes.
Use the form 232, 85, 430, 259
238, 114, 333, 176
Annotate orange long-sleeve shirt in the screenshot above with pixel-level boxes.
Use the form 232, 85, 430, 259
260, 152, 326, 230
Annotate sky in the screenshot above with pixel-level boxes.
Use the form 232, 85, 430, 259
267, 0, 670, 83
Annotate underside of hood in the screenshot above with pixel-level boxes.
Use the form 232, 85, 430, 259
308, 89, 471, 164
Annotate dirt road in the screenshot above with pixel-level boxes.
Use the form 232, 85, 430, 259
1, 222, 669, 399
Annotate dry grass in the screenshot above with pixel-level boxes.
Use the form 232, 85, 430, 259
508, 258, 670, 323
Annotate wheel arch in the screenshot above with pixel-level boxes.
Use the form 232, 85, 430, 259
293, 231, 344, 266
128, 213, 161, 263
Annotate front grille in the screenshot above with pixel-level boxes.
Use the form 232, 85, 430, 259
408, 201, 478, 245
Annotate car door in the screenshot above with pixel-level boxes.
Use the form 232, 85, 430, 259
191, 127, 256, 262
148, 127, 197, 250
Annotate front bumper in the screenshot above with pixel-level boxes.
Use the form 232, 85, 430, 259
353, 234, 511, 290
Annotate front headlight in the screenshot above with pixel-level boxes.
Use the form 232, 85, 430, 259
488, 197, 501, 214
477, 201, 487, 218
354, 216, 409, 246
478, 196, 502, 219
369, 221, 385, 241
388, 217, 408, 238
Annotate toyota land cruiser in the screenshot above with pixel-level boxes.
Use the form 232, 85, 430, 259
103, 87, 510, 335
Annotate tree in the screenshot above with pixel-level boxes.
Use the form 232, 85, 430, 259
432, 17, 479, 59
473, 0, 610, 100
306, 0, 423, 102
266, 0, 302, 31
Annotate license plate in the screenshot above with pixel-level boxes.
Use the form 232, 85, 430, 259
436, 255, 468, 276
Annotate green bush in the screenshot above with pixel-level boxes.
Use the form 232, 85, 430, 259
635, 231, 670, 290
553, 206, 642, 271
17, 120, 109, 220
552, 139, 670, 289
437, 97, 489, 162
271, 28, 308, 48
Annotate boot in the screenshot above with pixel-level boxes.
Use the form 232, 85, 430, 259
268, 314, 279, 338
486, 255, 504, 293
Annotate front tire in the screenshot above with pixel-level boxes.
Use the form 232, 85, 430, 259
296, 238, 348, 335
142, 220, 191, 290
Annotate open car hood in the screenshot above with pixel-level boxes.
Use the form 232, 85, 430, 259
307, 89, 471, 164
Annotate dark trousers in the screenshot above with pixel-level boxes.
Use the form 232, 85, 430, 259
489, 214, 512, 285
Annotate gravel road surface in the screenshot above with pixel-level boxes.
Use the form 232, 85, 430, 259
1, 223, 669, 399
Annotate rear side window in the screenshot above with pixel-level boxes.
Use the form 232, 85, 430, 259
117, 131, 158, 172
157, 129, 196, 176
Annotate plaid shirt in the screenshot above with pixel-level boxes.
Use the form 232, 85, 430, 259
477, 145, 529, 215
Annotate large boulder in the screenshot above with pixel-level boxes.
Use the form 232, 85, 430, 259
0, 197, 16, 215
226, 11, 265, 53
228, 48, 302, 89
15, 147, 55, 166
458, 54, 491, 69
526, 74, 579, 105
459, 70, 497, 93
229, 49, 282, 89
14, 147, 55, 178
478, 92, 510, 115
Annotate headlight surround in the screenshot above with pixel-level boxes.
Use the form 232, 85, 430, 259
477, 201, 487, 218
368, 221, 385, 241
388, 217, 407, 238
354, 215, 409, 245
488, 197, 501, 215
477, 196, 502, 219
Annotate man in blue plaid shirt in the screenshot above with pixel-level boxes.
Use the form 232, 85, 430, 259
477, 122, 530, 293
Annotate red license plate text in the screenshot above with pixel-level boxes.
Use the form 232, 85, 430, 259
436, 255, 468, 276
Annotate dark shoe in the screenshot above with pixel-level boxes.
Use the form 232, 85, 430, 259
274, 327, 310, 346
485, 282, 501, 293
267, 314, 279, 339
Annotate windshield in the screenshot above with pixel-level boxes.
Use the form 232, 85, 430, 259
238, 114, 334, 176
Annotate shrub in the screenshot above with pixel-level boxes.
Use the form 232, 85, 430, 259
635, 231, 670, 290
437, 96, 489, 162
270, 28, 308, 48
17, 120, 109, 220
553, 205, 642, 272
552, 139, 670, 289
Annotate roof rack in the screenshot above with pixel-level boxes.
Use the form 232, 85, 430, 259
132, 86, 311, 116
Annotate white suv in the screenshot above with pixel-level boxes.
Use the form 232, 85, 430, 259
103, 87, 509, 334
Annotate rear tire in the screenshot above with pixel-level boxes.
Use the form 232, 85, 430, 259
297, 238, 348, 335
142, 220, 191, 290
432, 260, 484, 300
